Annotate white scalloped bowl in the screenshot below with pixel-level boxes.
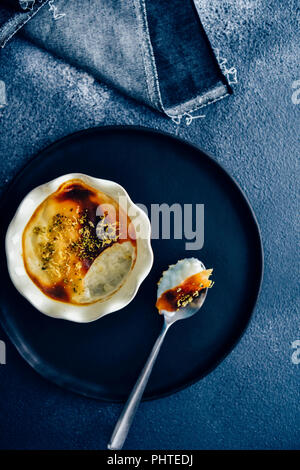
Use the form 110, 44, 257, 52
5, 173, 153, 323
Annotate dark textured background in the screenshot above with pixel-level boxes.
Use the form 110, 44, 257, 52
0, 0, 299, 449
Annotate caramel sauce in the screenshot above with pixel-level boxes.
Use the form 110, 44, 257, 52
22, 179, 136, 304
42, 282, 70, 303
156, 270, 213, 313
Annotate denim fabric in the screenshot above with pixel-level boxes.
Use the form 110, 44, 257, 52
0, 0, 48, 48
144, 0, 230, 115
0, 0, 230, 116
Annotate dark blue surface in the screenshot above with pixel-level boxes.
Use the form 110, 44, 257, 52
0, 127, 263, 402
0, 0, 299, 449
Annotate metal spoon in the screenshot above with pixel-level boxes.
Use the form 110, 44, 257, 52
107, 287, 208, 450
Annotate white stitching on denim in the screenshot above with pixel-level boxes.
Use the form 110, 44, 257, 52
1, 1, 50, 48
48, 0, 65, 21
138, 0, 231, 119
168, 89, 230, 119
215, 49, 238, 85
132, 0, 153, 104
188, 91, 230, 112
169, 92, 230, 125
139, 0, 164, 111
1, 19, 31, 48
20, 1, 35, 11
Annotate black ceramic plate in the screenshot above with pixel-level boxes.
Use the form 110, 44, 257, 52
0, 127, 263, 402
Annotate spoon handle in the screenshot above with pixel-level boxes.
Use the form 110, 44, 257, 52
108, 321, 169, 450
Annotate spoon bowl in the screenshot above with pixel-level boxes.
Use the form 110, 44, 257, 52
163, 288, 207, 324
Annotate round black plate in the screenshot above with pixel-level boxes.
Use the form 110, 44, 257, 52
0, 127, 263, 401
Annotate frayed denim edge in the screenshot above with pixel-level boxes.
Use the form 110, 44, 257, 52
166, 83, 230, 118
0, 1, 50, 48
134, 0, 230, 118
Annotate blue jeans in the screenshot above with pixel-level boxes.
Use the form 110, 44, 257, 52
0, 0, 230, 116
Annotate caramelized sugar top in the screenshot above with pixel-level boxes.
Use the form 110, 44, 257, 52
156, 270, 213, 313
22, 179, 136, 303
